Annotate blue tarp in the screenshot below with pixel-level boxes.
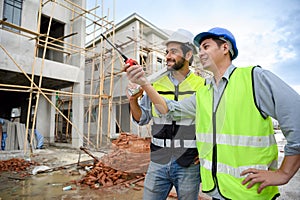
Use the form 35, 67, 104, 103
34, 129, 44, 149
0, 118, 7, 150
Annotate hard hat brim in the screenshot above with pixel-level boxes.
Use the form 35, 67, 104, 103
193, 32, 220, 47
163, 40, 198, 54
193, 32, 238, 60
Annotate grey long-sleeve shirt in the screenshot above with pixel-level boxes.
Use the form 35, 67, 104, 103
139, 65, 300, 156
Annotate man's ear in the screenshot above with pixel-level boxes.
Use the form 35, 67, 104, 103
223, 42, 230, 55
185, 50, 193, 61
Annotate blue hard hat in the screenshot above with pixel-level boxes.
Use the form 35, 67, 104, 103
194, 27, 238, 60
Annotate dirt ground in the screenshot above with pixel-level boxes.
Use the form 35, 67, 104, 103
0, 131, 299, 200
0, 145, 146, 200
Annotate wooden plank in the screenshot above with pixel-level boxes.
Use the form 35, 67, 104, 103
15, 122, 31, 150
6, 122, 16, 150
28, 128, 37, 150
5, 122, 11, 150
22, 125, 28, 149
0, 20, 39, 36
15, 122, 25, 150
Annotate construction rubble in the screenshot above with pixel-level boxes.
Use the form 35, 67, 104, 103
0, 158, 39, 174
77, 132, 150, 190
1, 132, 299, 199
0, 133, 152, 198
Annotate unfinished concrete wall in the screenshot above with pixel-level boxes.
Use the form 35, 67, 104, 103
84, 13, 169, 143
0, 0, 86, 149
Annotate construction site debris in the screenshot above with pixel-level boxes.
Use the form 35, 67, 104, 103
77, 133, 150, 189
0, 158, 39, 173
80, 146, 100, 162
101, 132, 150, 173
32, 165, 51, 175
77, 161, 135, 189
62, 185, 72, 191
111, 132, 151, 153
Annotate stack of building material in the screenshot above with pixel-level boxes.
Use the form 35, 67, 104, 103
77, 132, 150, 189
102, 132, 150, 173
0, 158, 38, 173
4, 122, 35, 151
77, 161, 132, 189
111, 132, 151, 153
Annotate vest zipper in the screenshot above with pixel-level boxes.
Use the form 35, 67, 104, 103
212, 79, 229, 199
212, 111, 217, 176
171, 85, 179, 147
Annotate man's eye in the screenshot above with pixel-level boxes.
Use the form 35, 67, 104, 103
166, 49, 179, 55
170, 49, 179, 54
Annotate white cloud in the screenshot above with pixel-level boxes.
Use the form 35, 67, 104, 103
278, 46, 296, 60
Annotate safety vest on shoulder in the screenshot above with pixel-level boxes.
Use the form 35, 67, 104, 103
150, 72, 204, 166
152, 72, 204, 125
195, 66, 279, 200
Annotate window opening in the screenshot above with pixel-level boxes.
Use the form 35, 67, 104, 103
37, 15, 65, 62
3, 0, 23, 32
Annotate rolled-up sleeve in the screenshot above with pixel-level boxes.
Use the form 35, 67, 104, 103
133, 94, 153, 126
253, 67, 300, 155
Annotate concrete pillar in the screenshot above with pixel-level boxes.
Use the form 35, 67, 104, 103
36, 95, 51, 142
49, 94, 56, 144
72, 79, 85, 148
69, 0, 86, 148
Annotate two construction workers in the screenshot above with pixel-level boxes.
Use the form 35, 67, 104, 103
125, 27, 300, 200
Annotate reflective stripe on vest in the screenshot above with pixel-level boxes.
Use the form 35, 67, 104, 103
152, 117, 196, 125
152, 138, 197, 148
200, 158, 278, 178
196, 133, 277, 148
195, 66, 279, 199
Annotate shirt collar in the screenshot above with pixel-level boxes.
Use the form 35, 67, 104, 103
168, 70, 192, 85
223, 64, 236, 81
205, 64, 236, 87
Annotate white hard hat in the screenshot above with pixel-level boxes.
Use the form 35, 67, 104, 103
164, 29, 197, 54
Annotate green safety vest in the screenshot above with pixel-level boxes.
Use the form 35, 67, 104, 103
150, 72, 204, 166
195, 66, 279, 199
152, 72, 204, 124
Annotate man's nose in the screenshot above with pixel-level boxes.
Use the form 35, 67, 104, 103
165, 51, 172, 58
198, 48, 205, 57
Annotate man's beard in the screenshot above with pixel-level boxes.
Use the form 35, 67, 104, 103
167, 57, 186, 71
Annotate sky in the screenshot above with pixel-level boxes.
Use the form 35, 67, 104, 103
87, 0, 300, 94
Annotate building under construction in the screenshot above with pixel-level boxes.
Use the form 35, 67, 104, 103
0, 0, 196, 151
0, 2, 206, 198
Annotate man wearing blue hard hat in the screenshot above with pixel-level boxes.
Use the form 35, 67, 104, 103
191, 27, 300, 199
194, 27, 238, 60
125, 27, 300, 200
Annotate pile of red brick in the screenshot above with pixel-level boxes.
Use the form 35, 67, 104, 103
102, 132, 150, 173
111, 132, 151, 153
77, 161, 134, 189
78, 133, 150, 189
0, 158, 38, 173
